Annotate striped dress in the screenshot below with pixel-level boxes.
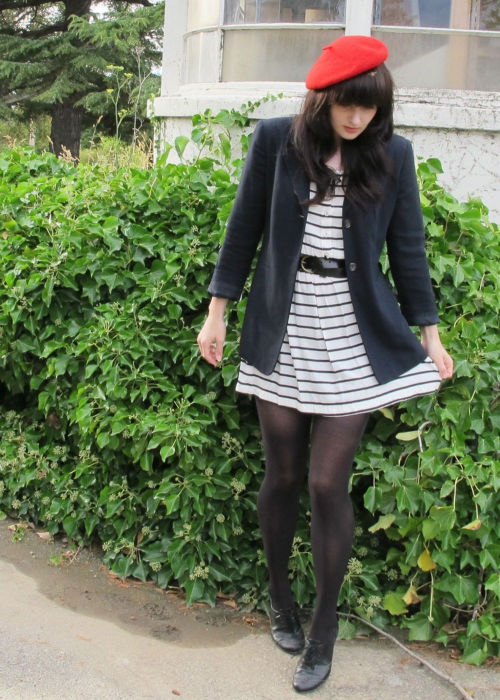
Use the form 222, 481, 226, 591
235, 180, 441, 416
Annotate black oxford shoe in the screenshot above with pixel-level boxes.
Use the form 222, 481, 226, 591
292, 637, 335, 692
269, 603, 305, 654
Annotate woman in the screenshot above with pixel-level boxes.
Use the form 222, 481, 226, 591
197, 35, 453, 693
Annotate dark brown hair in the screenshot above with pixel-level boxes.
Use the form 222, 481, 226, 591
291, 64, 394, 206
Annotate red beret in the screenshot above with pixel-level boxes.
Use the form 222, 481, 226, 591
306, 35, 388, 90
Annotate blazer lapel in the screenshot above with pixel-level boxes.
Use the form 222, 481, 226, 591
281, 141, 309, 213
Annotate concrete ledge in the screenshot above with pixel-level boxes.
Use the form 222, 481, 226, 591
153, 83, 500, 132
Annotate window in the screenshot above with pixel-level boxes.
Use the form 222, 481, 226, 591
189, 0, 500, 88
373, 0, 500, 30
372, 1, 500, 89
224, 0, 346, 24
221, 0, 346, 81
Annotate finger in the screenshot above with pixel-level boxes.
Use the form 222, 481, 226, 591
200, 341, 220, 366
444, 354, 454, 378
438, 355, 453, 380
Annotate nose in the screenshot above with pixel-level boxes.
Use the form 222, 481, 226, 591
349, 108, 363, 126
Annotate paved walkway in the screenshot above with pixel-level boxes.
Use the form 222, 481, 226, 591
0, 523, 498, 700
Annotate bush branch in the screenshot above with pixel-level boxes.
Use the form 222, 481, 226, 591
339, 612, 474, 700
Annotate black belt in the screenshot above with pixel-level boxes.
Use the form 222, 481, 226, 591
299, 254, 346, 278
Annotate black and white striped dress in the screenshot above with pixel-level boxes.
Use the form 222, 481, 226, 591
236, 181, 441, 416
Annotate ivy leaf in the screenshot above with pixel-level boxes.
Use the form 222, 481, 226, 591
406, 613, 434, 641
338, 618, 357, 640
484, 573, 500, 599
417, 549, 437, 571
383, 592, 408, 615
210, 563, 231, 582
462, 519, 482, 531
435, 573, 478, 605
111, 555, 134, 580
460, 637, 489, 666
160, 443, 176, 461
175, 136, 189, 158
395, 430, 419, 441
184, 577, 204, 605
368, 513, 396, 533
363, 486, 379, 513
402, 584, 421, 606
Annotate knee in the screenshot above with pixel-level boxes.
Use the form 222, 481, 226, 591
261, 467, 304, 498
308, 473, 348, 508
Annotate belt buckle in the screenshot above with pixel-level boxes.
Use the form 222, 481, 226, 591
300, 255, 314, 273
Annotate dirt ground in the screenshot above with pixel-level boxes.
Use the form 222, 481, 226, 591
0, 518, 255, 647
0, 517, 498, 700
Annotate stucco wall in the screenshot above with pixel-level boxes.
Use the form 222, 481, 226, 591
152, 84, 500, 223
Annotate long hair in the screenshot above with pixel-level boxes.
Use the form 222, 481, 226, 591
291, 64, 394, 207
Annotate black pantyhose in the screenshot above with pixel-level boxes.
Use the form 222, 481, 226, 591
255, 397, 369, 644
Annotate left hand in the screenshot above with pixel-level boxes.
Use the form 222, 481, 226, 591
420, 326, 454, 379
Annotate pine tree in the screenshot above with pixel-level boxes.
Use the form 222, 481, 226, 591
0, 0, 163, 159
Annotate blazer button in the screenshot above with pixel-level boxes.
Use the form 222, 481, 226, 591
348, 262, 357, 272
344, 219, 351, 229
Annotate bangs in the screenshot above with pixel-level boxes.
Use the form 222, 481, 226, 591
328, 65, 393, 108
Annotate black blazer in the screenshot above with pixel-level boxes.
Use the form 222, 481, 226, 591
208, 117, 439, 384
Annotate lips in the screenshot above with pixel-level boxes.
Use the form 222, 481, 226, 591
344, 126, 360, 134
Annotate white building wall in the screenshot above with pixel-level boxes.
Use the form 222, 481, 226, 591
153, 0, 500, 223
153, 84, 500, 223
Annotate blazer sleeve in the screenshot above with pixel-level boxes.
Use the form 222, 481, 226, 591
208, 120, 268, 301
386, 139, 440, 326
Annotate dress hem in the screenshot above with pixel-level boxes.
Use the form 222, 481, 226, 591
235, 381, 441, 417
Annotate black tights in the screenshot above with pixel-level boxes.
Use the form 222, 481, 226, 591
255, 397, 369, 643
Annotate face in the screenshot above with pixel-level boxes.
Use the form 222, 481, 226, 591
329, 103, 377, 141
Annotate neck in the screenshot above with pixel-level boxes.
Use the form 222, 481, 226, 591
326, 149, 342, 172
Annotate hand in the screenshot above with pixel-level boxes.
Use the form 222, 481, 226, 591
420, 327, 454, 379
197, 315, 226, 367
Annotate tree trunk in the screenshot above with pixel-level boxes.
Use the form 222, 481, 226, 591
48, 0, 91, 161
49, 99, 83, 161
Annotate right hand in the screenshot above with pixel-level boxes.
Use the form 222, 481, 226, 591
197, 315, 226, 366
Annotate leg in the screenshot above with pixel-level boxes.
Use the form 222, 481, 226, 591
307, 412, 369, 642
255, 397, 311, 609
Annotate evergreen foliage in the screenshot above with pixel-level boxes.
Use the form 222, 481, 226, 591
0, 107, 499, 664
0, 0, 163, 157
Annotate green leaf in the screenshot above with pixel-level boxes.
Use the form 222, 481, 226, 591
435, 573, 478, 605
175, 136, 189, 158
163, 492, 180, 515
210, 562, 231, 582
368, 513, 396, 533
338, 618, 357, 640
395, 430, 419, 441
383, 592, 408, 615
160, 443, 176, 461
406, 613, 434, 641
484, 573, 500, 599
460, 636, 489, 666
184, 577, 204, 605
111, 556, 134, 580
363, 486, 379, 513
132, 559, 149, 582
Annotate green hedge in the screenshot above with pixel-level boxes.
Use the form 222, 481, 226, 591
0, 110, 499, 664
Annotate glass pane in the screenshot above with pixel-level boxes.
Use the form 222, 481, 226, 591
188, 0, 222, 31
222, 27, 343, 79
185, 31, 221, 83
374, 29, 500, 90
374, 0, 500, 30
224, 0, 345, 24
479, 0, 500, 30
374, 0, 454, 28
